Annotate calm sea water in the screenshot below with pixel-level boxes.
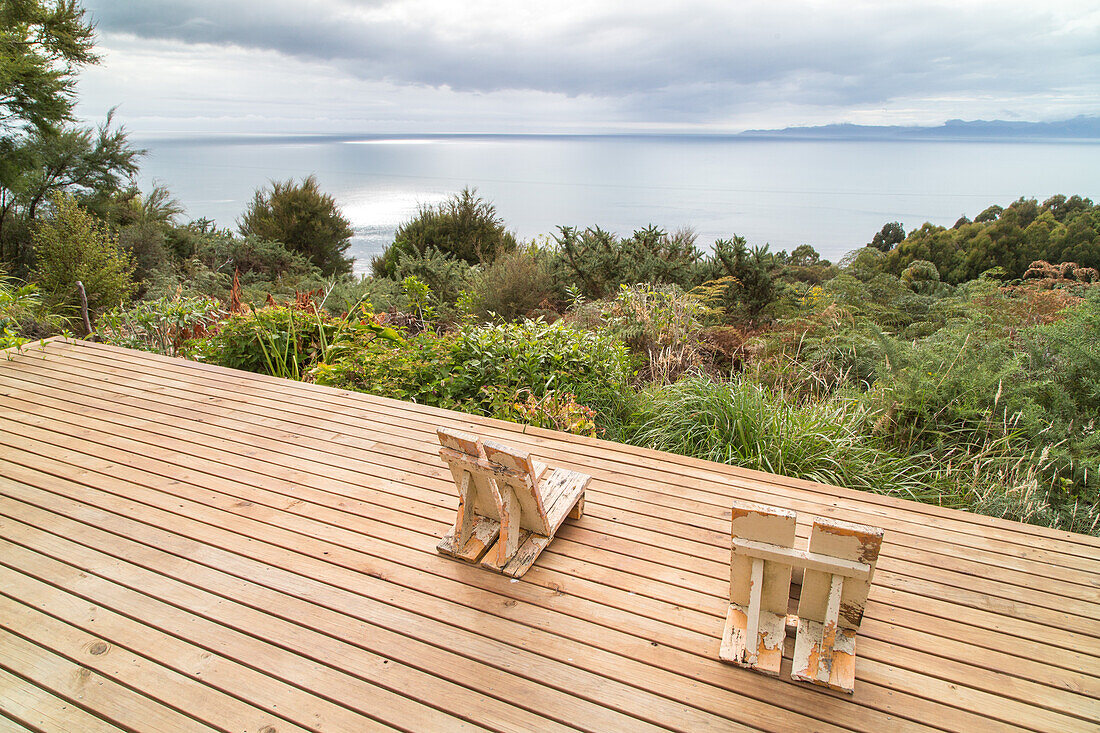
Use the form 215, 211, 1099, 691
133, 134, 1100, 275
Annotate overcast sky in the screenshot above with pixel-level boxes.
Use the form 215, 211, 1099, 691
75, 0, 1100, 135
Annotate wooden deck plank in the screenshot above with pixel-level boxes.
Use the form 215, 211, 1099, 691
2, 364, 1096, 644
0, 339, 1098, 732
0, 470, 856, 733
0, 627, 218, 733
0, 668, 122, 733
1, 386, 1098, 670
0, 405, 1091, 726
0, 402, 1091, 686
4, 356, 1095, 603
0, 442, 1078, 726
0, 594, 322, 733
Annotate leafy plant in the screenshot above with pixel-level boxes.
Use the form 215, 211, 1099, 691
31, 192, 135, 322
98, 294, 223, 357
239, 175, 354, 277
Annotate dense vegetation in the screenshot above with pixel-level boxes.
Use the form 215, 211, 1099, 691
3, 1, 1098, 535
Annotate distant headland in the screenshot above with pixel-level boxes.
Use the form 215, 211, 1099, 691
737, 115, 1100, 141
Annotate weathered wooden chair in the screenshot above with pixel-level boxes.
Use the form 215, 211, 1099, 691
719, 499, 884, 694
435, 427, 590, 577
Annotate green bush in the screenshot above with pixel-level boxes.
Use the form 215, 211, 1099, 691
312, 329, 456, 405
31, 193, 135, 320
0, 270, 58, 349
555, 224, 712, 299
239, 175, 354, 277
449, 318, 633, 420
373, 188, 517, 277
466, 244, 561, 321
313, 317, 635, 435
391, 246, 478, 308
200, 306, 337, 378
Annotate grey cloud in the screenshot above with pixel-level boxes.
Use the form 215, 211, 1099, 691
85, 0, 1100, 119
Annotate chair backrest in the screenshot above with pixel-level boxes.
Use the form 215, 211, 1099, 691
797, 516, 883, 632
729, 500, 797, 615
483, 439, 550, 535
437, 427, 500, 519
728, 500, 797, 669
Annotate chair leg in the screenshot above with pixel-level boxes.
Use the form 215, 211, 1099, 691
568, 493, 585, 520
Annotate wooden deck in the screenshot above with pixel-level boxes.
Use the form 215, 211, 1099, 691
0, 338, 1097, 732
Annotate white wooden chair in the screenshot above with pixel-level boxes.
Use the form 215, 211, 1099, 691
435, 427, 589, 577
719, 500, 884, 694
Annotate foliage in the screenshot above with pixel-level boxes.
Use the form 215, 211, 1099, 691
31, 192, 134, 320
869, 222, 905, 252
0, 0, 97, 141
391, 245, 477, 308
0, 268, 56, 349
465, 243, 561, 322
881, 195, 1100, 283
573, 283, 712, 384
488, 388, 598, 437
201, 301, 401, 379
373, 188, 516, 277
554, 224, 711, 299
311, 329, 457, 405
448, 318, 633, 422
97, 294, 223, 357
703, 236, 777, 323
627, 375, 951, 502
314, 316, 634, 435
1, 112, 143, 272
239, 175, 354, 277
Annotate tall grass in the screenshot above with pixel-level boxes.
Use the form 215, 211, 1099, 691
627, 375, 955, 503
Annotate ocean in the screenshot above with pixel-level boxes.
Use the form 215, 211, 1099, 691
132, 133, 1100, 275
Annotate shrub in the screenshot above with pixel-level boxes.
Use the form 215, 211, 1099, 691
465, 244, 561, 321
391, 246, 478, 307
449, 318, 633, 420
239, 175, 354, 277
573, 284, 713, 384
373, 188, 517, 277
555, 224, 711, 299
0, 270, 58, 349
312, 329, 455, 404
200, 306, 333, 378
98, 294, 223, 357
31, 193, 135, 320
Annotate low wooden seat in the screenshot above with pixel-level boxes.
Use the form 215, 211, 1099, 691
435, 427, 589, 577
719, 500, 884, 694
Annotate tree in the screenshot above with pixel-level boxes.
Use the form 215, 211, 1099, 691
0, 0, 98, 141
239, 175, 354, 277
373, 187, 516, 278
31, 192, 134, 319
869, 222, 905, 252
0, 112, 142, 269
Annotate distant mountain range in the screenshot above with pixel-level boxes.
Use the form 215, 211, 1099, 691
738, 115, 1100, 141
